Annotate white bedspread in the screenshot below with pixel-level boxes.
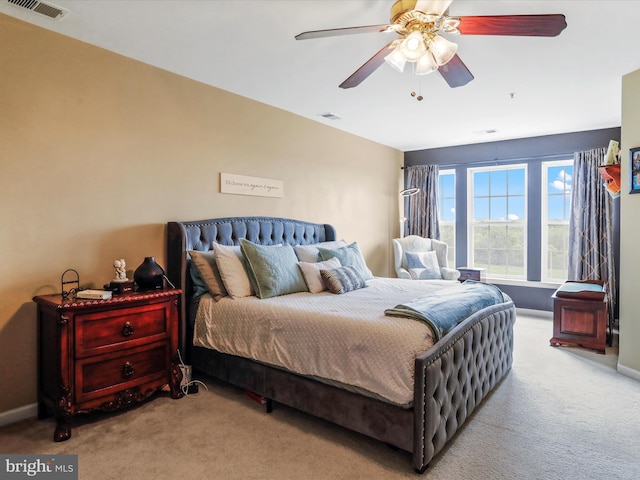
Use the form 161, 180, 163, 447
194, 278, 460, 406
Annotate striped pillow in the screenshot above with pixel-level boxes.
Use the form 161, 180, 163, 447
320, 265, 367, 294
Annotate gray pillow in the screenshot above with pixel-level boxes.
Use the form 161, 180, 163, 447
320, 265, 368, 294
240, 239, 308, 299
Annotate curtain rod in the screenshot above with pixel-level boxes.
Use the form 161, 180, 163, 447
401, 152, 575, 169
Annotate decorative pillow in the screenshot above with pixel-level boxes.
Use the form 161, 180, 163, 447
189, 262, 209, 299
293, 240, 347, 263
211, 243, 253, 299
317, 242, 373, 280
188, 250, 227, 300
320, 265, 368, 294
240, 239, 308, 299
298, 257, 341, 293
405, 251, 442, 280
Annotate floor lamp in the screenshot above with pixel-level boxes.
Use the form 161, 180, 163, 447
399, 187, 420, 238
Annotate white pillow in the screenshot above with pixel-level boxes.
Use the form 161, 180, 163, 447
298, 257, 341, 293
406, 251, 442, 280
293, 240, 347, 263
212, 243, 253, 298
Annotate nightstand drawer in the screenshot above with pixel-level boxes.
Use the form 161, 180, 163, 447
75, 303, 169, 358
76, 342, 169, 402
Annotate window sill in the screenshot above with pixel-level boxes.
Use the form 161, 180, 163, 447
488, 278, 562, 289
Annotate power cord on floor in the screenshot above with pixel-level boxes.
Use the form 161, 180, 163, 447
177, 349, 208, 396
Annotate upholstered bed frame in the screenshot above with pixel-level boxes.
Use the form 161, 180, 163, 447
166, 216, 516, 473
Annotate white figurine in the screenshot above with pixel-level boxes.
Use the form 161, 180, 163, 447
113, 258, 128, 282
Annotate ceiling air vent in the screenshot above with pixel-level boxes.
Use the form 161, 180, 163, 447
319, 112, 341, 121
7, 0, 68, 20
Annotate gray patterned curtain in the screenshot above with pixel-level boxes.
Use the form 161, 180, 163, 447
568, 147, 616, 325
406, 164, 440, 239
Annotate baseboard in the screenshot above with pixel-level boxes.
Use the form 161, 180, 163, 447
617, 362, 640, 382
516, 308, 553, 319
0, 403, 38, 427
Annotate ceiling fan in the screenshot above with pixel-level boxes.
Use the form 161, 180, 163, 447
295, 0, 567, 89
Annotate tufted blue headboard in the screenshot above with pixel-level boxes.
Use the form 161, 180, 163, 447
166, 216, 337, 353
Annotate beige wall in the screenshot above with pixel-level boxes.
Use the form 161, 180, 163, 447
0, 15, 402, 414
618, 68, 640, 379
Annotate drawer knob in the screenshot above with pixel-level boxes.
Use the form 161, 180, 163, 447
121, 322, 135, 337
122, 362, 135, 379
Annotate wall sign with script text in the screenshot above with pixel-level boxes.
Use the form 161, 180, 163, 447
220, 173, 284, 198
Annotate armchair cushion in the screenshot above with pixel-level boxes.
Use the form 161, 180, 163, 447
406, 251, 442, 280
441, 267, 462, 281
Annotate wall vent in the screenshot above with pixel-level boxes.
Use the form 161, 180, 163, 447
7, 0, 68, 20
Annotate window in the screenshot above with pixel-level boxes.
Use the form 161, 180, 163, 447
438, 169, 456, 267
468, 165, 527, 279
542, 160, 573, 282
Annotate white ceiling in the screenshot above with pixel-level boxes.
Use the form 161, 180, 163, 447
2, 0, 639, 152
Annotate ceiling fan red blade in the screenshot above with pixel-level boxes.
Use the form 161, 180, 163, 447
339, 41, 394, 89
295, 24, 392, 40
438, 54, 474, 88
458, 14, 567, 37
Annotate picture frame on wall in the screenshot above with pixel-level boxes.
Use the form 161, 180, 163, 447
631, 147, 640, 194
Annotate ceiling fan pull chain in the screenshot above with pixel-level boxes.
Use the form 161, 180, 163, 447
410, 64, 424, 102
408, 63, 422, 101
411, 62, 417, 98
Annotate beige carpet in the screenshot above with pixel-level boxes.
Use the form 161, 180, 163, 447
2, 311, 639, 479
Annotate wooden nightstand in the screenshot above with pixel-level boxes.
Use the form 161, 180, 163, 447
33, 289, 184, 441
457, 267, 486, 282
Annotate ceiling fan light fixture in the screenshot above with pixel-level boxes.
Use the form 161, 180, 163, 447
384, 44, 407, 72
415, 51, 438, 75
401, 31, 426, 61
429, 34, 458, 66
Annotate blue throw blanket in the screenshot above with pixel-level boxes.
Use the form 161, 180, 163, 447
384, 280, 505, 341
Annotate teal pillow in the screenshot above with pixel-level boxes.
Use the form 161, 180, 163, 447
239, 239, 308, 299
189, 250, 228, 300
317, 242, 373, 280
189, 262, 209, 299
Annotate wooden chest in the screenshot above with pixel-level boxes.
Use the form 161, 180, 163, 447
34, 289, 184, 441
550, 280, 607, 354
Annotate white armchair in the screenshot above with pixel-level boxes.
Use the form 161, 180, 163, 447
392, 235, 460, 281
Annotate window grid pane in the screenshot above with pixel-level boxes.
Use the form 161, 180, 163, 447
438, 170, 456, 267
542, 160, 573, 282
469, 165, 527, 280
